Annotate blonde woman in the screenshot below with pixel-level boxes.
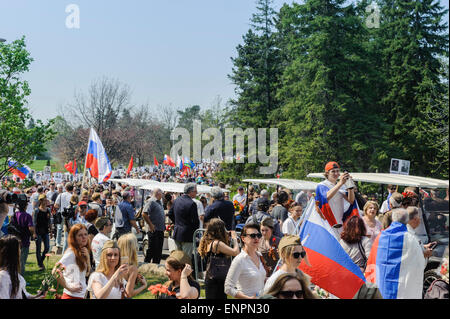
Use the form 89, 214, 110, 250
117, 233, 147, 297
87, 240, 129, 299
263, 235, 309, 294
362, 201, 382, 244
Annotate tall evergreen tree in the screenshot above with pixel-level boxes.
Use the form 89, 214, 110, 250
376, 0, 448, 177
229, 0, 283, 128
276, 0, 387, 178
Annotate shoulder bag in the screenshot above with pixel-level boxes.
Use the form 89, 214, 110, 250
205, 240, 231, 281
357, 240, 368, 271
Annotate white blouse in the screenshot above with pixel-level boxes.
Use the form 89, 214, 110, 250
59, 248, 87, 298
0, 270, 32, 299
224, 250, 266, 298
87, 272, 127, 299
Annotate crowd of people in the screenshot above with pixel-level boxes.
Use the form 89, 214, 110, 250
0, 160, 448, 300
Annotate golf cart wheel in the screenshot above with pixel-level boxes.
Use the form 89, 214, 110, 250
423, 269, 442, 296
142, 239, 149, 258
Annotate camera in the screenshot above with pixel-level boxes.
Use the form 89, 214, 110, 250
0, 190, 19, 204
62, 205, 76, 219
0, 190, 27, 205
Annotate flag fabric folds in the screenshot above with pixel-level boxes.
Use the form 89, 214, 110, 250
315, 181, 360, 229
7, 160, 31, 180
364, 221, 425, 299
163, 154, 175, 167
154, 156, 159, 166
298, 198, 366, 299
126, 156, 133, 176
85, 128, 112, 183
64, 160, 77, 176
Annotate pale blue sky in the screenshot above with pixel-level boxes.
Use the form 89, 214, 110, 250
0, 0, 448, 123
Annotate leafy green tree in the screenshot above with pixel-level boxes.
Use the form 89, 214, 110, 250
0, 37, 55, 178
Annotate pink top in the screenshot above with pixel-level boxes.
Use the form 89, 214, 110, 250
363, 217, 382, 244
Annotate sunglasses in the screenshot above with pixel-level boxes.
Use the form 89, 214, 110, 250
245, 233, 262, 239
292, 251, 306, 259
278, 290, 304, 299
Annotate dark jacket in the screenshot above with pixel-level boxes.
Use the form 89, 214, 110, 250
204, 199, 235, 230
168, 194, 200, 243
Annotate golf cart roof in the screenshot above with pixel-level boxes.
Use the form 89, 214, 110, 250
306, 172, 449, 189
138, 181, 229, 194
242, 178, 318, 191
108, 178, 160, 187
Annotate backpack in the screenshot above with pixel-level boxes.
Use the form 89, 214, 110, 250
7, 213, 30, 241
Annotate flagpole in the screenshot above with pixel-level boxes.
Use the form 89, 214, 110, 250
81, 128, 91, 190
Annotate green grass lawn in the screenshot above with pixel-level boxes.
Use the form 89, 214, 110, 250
27, 160, 65, 173
23, 245, 169, 299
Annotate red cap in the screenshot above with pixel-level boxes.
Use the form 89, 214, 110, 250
78, 201, 88, 206
325, 161, 340, 172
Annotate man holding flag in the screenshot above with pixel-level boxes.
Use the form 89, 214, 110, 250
315, 161, 357, 235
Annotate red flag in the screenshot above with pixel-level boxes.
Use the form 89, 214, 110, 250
126, 156, 133, 176
73, 159, 77, 175
154, 156, 159, 166
64, 161, 75, 175
163, 154, 175, 167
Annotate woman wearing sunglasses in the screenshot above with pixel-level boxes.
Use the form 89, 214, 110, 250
224, 224, 267, 299
263, 235, 314, 296
264, 272, 317, 299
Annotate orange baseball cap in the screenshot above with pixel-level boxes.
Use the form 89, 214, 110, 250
325, 161, 340, 172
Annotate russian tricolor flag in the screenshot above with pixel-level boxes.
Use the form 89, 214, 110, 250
7, 160, 31, 180
85, 128, 112, 183
364, 222, 425, 299
316, 183, 360, 228
298, 199, 366, 299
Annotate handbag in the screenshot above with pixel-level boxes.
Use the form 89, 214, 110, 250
205, 240, 231, 281
259, 255, 271, 277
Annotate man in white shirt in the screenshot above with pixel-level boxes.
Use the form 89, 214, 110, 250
53, 182, 74, 249
380, 185, 397, 213
233, 186, 247, 207
315, 161, 355, 234
91, 217, 113, 267
406, 206, 434, 258
282, 202, 303, 235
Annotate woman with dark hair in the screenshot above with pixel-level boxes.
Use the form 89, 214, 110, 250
12, 196, 35, 275
85, 209, 99, 241
264, 272, 317, 299
271, 191, 289, 227
53, 224, 92, 299
339, 216, 372, 272
258, 217, 281, 277
34, 194, 51, 271
161, 250, 200, 299
225, 224, 266, 299
198, 218, 240, 299
0, 235, 46, 299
